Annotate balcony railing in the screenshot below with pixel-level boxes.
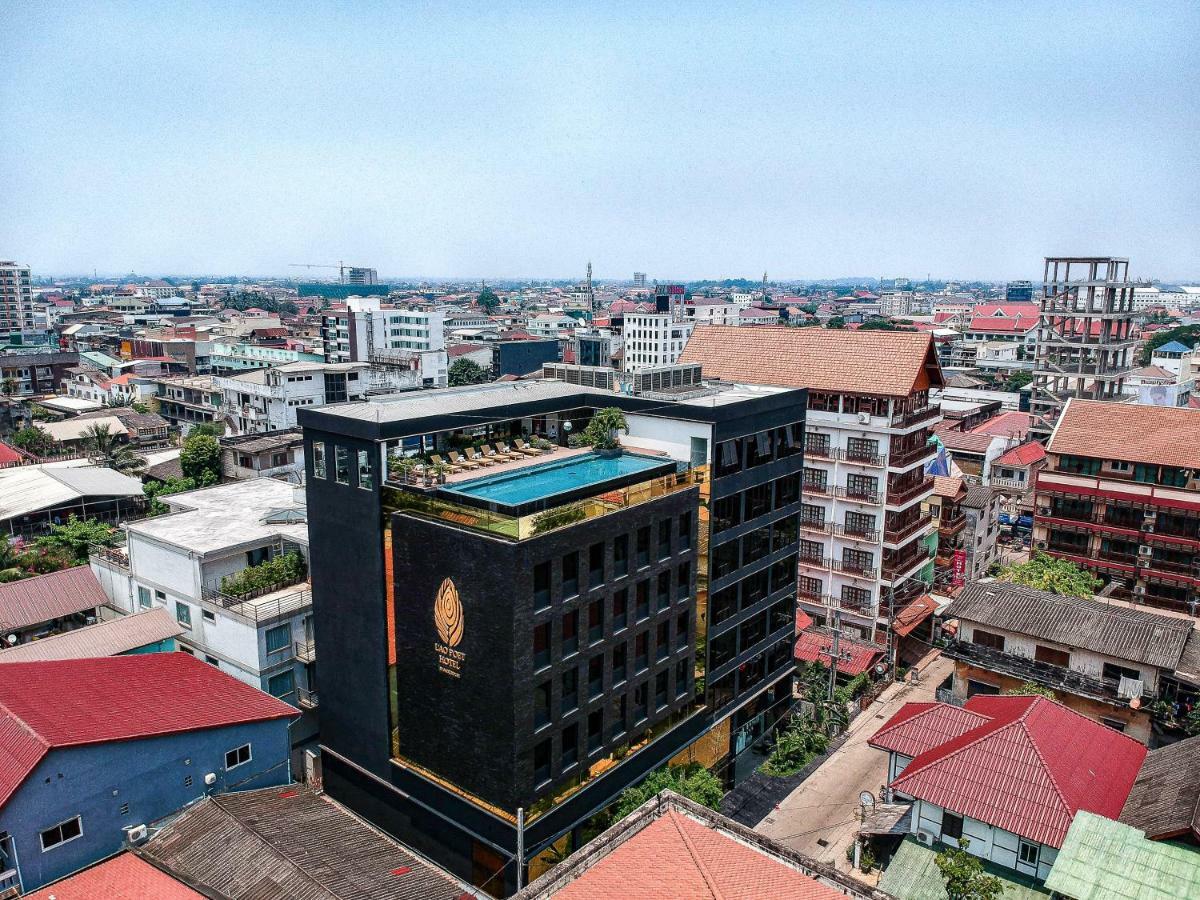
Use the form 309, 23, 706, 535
798, 554, 831, 571
841, 487, 883, 504
843, 448, 886, 467
834, 523, 880, 543
298, 687, 319, 709
295, 639, 316, 663
888, 441, 937, 470
800, 519, 832, 535
830, 558, 878, 580
890, 404, 939, 428
90, 546, 130, 574
946, 640, 1144, 707
797, 588, 835, 606
881, 546, 934, 580
803, 442, 836, 461
803, 480, 834, 498
384, 464, 707, 542
938, 512, 967, 535
200, 583, 312, 623
884, 513, 934, 545
0, 866, 19, 895
886, 476, 934, 507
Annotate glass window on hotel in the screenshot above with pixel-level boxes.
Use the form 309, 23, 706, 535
533, 562, 552, 610
712, 494, 741, 532
716, 438, 743, 477
772, 515, 799, 552
745, 483, 771, 520
334, 446, 350, 485
675, 658, 690, 697
588, 543, 604, 588
533, 623, 551, 669
777, 422, 803, 457
678, 512, 692, 550
533, 739, 551, 785
656, 571, 671, 611
747, 430, 774, 468
775, 472, 802, 507
771, 556, 797, 593
636, 527, 650, 568
561, 668, 578, 713
561, 722, 578, 769
312, 441, 326, 479
357, 449, 373, 490
562, 552, 579, 597
562, 610, 579, 656
658, 519, 671, 559
534, 681, 551, 728
713, 539, 739, 579
613, 534, 629, 577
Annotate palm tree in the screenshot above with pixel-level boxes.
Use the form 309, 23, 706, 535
83, 422, 146, 475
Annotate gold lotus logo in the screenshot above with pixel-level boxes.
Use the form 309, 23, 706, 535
434, 578, 464, 648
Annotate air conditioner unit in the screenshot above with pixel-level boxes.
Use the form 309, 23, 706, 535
916, 830, 937, 846
204, 772, 217, 786
858, 412, 870, 425
123, 824, 148, 846
1143, 510, 1156, 520
1138, 545, 1153, 556
1142, 524, 1155, 533
1133, 585, 1146, 597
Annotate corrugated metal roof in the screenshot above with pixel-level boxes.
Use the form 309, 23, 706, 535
946, 582, 1193, 670
140, 786, 467, 900
0, 608, 182, 662
795, 628, 884, 676
1045, 811, 1200, 900
0, 565, 109, 631
869, 702, 989, 758
1119, 734, 1200, 841
888, 695, 1146, 848
0, 461, 144, 521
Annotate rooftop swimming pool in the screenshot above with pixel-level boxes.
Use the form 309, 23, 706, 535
444, 452, 671, 509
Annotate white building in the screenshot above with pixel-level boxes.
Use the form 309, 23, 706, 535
89, 479, 317, 743
321, 298, 446, 386
622, 313, 695, 372
684, 300, 741, 327
526, 313, 578, 338
215, 360, 430, 435
0, 260, 34, 334
879, 290, 914, 318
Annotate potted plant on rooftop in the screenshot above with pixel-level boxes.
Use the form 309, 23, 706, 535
581, 407, 628, 457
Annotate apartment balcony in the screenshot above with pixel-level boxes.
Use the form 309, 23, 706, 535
797, 585, 834, 606
886, 476, 935, 508
200, 583, 313, 623
890, 404, 940, 429
0, 866, 18, 895
840, 486, 883, 505
297, 687, 319, 709
800, 519, 832, 536
881, 545, 934, 582
1143, 557, 1200, 579
833, 523, 880, 543
938, 512, 967, 536
90, 545, 130, 575
830, 557, 878, 581
803, 442, 837, 462
843, 448, 887, 467
803, 480, 835, 499
798, 554, 832, 572
946, 640, 1145, 708
295, 639, 316, 663
888, 441, 937, 471
884, 513, 934, 546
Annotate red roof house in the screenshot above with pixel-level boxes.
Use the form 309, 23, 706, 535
22, 851, 204, 900
795, 627, 884, 676
872, 695, 1146, 849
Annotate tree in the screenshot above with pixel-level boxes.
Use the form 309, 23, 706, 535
935, 838, 1004, 900
825, 316, 846, 329
477, 286, 500, 312
180, 432, 222, 485
0, 376, 16, 397
761, 716, 829, 776
1184, 706, 1200, 738
9, 425, 54, 457
448, 358, 488, 387
36, 515, 119, 565
612, 764, 723, 819
580, 407, 628, 451
1005, 370, 1033, 391
1002, 682, 1056, 699
143, 475, 198, 515
996, 551, 1101, 598
83, 423, 146, 475
1141, 324, 1200, 365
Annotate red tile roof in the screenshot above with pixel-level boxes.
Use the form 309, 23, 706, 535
795, 628, 884, 676
968, 410, 1031, 439
892, 594, 939, 638
931, 475, 965, 499
972, 303, 1041, 318
23, 851, 204, 899
869, 702, 989, 758
551, 809, 845, 900
883, 695, 1146, 847
0, 441, 27, 466
0, 653, 297, 809
1049, 398, 1200, 469
967, 315, 1039, 334
993, 441, 1046, 468
679, 325, 943, 397
0, 565, 109, 631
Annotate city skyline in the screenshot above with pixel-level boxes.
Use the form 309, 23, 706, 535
2, 2, 1197, 280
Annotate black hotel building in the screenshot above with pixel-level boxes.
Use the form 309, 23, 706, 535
298, 374, 806, 895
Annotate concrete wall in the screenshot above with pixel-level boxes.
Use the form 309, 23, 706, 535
0, 718, 291, 892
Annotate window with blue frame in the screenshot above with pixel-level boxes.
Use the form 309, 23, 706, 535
267, 669, 295, 698
176, 601, 192, 628
265, 624, 290, 654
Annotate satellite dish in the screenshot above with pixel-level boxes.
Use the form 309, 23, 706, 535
874, 663, 887, 676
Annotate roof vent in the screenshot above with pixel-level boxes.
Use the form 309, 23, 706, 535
263, 507, 307, 525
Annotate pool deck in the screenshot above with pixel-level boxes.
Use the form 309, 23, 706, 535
442, 443, 670, 486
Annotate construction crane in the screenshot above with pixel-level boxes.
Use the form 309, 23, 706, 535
288, 261, 369, 284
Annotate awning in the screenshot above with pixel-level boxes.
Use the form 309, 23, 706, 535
893, 594, 939, 638
860, 803, 914, 836
795, 628, 884, 676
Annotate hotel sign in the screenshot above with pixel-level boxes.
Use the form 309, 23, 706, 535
434, 577, 466, 678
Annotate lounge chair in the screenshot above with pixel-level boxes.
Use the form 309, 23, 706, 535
489, 442, 521, 461
463, 447, 494, 467
430, 454, 463, 474
447, 451, 481, 471
512, 438, 544, 456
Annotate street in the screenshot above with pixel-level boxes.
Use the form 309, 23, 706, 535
756, 654, 956, 875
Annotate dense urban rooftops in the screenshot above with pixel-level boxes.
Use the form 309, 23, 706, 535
1049, 397, 1200, 469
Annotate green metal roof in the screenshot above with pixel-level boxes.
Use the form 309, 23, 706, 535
80, 349, 121, 369
878, 835, 1048, 900
1044, 811, 1200, 900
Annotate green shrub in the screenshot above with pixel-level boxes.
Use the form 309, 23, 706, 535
220, 551, 307, 597
760, 716, 829, 776
531, 504, 587, 534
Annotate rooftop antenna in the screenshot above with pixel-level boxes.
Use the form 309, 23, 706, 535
761, 271, 769, 304
585, 261, 594, 315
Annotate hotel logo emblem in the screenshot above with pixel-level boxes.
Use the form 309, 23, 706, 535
434, 578, 466, 677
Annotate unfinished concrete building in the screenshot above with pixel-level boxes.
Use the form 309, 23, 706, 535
1030, 256, 1136, 442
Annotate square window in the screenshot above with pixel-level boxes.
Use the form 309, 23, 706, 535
562, 552, 579, 598
265, 623, 290, 654
39, 816, 82, 851
941, 812, 963, 841
175, 601, 192, 628
202, 608, 215, 622
225, 743, 252, 769
612, 589, 628, 631
267, 669, 295, 698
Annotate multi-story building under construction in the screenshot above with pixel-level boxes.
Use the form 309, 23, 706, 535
1030, 256, 1136, 442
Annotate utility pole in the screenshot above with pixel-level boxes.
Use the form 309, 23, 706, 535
826, 610, 854, 701
516, 807, 525, 890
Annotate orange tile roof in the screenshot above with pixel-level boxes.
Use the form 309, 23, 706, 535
1049, 398, 1200, 469
23, 851, 204, 899
931, 475, 965, 499
994, 441, 1046, 468
678, 325, 943, 397
551, 809, 845, 900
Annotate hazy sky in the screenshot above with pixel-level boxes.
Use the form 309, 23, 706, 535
2, 2, 1197, 281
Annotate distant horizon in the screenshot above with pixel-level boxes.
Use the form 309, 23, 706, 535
3, 3, 1196, 280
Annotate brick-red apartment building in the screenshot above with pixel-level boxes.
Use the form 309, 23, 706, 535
1033, 399, 1200, 614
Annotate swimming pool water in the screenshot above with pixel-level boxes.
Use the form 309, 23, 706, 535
445, 452, 667, 507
